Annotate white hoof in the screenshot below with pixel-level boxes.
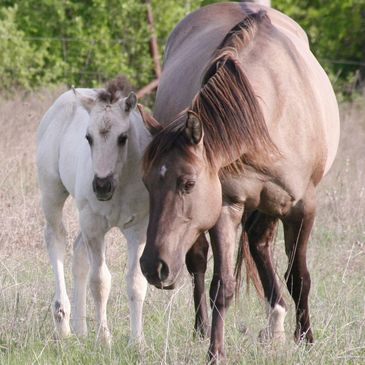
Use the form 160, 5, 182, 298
97, 326, 112, 348
258, 327, 286, 345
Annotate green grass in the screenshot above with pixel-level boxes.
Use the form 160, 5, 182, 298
0, 91, 364, 364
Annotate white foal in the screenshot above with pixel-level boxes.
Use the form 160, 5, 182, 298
37, 77, 152, 345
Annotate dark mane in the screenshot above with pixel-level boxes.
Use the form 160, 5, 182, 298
143, 11, 279, 174
97, 75, 132, 104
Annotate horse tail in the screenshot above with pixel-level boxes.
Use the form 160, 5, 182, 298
234, 212, 264, 300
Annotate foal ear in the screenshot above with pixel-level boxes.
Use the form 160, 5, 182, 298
72, 87, 96, 113
124, 91, 137, 113
185, 110, 203, 145
137, 104, 162, 135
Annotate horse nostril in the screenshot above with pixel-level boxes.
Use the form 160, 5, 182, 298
156, 260, 169, 282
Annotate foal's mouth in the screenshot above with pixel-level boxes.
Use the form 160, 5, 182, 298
153, 282, 175, 290
95, 192, 113, 201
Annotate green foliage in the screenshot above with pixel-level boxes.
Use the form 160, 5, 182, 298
273, 0, 365, 94
0, 6, 43, 91
0, 0, 205, 91
0, 0, 364, 94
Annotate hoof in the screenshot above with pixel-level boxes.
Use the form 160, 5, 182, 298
128, 333, 144, 347
72, 319, 88, 338
194, 324, 211, 340
97, 326, 112, 348
294, 328, 314, 344
258, 327, 286, 345
208, 348, 226, 365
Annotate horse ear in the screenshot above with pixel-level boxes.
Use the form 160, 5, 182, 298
137, 104, 162, 135
185, 110, 203, 145
124, 91, 137, 113
72, 87, 96, 113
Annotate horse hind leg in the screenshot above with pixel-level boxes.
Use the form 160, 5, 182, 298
185, 233, 210, 338
283, 186, 316, 344
41, 185, 71, 338
245, 211, 287, 344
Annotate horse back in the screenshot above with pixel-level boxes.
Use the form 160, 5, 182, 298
154, 2, 339, 182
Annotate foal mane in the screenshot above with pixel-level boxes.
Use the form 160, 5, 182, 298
143, 10, 279, 174
97, 75, 132, 104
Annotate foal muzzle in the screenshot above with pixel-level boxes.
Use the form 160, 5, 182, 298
92, 174, 115, 201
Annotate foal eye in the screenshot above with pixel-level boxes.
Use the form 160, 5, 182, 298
85, 133, 93, 146
117, 133, 128, 146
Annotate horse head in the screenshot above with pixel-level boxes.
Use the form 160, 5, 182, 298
140, 111, 222, 288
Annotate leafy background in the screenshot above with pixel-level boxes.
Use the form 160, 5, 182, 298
0, 0, 364, 95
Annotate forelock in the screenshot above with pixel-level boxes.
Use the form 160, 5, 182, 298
97, 75, 132, 104
142, 115, 197, 173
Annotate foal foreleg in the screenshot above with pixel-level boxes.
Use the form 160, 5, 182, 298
246, 212, 287, 343
124, 228, 148, 344
208, 205, 242, 362
81, 214, 111, 346
283, 188, 316, 343
186, 233, 210, 338
72, 232, 89, 336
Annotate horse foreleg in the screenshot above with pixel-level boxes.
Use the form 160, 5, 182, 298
208, 205, 242, 363
283, 186, 316, 344
245, 211, 287, 343
185, 233, 210, 338
71, 232, 89, 336
42, 190, 71, 338
124, 227, 148, 345
81, 213, 111, 346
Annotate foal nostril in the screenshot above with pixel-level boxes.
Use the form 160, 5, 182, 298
93, 175, 113, 193
156, 260, 169, 282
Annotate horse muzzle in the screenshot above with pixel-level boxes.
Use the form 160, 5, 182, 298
140, 256, 177, 290
92, 174, 115, 201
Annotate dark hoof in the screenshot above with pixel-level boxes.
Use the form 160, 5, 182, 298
194, 324, 211, 340
294, 327, 314, 344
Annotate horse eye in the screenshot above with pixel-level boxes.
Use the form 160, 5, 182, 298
85, 133, 93, 146
182, 180, 195, 193
118, 133, 128, 146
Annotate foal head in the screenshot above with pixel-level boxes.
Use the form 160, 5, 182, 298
75, 77, 137, 201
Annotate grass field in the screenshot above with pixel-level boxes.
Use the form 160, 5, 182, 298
0, 89, 364, 364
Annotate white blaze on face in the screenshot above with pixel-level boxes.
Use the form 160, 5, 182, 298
160, 164, 167, 178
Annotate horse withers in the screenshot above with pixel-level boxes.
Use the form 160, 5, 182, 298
140, 3, 340, 362
37, 76, 153, 345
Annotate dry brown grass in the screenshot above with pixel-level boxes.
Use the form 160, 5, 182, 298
0, 88, 364, 364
